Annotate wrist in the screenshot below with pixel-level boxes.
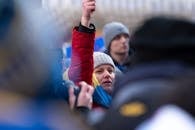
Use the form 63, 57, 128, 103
81, 16, 90, 27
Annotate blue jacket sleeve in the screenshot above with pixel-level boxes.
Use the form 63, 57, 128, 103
35, 48, 70, 101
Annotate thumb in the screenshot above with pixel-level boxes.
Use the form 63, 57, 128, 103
68, 87, 76, 109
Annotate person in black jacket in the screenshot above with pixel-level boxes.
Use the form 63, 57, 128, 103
91, 16, 195, 130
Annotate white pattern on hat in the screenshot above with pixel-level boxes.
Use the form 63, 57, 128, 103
93, 52, 115, 70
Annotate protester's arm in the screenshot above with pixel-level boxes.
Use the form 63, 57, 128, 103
81, 0, 96, 27
78, 0, 96, 32
67, 0, 96, 85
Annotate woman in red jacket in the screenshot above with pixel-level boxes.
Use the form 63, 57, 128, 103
63, 0, 115, 110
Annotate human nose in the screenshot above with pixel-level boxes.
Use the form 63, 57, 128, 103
103, 70, 111, 78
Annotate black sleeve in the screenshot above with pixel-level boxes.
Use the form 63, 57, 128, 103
75, 106, 90, 115
78, 22, 95, 33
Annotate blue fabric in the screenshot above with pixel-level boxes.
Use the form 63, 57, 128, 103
94, 37, 105, 51
0, 124, 51, 130
115, 63, 127, 72
0, 100, 70, 130
35, 48, 72, 102
49, 49, 72, 101
93, 86, 112, 108
0, 0, 14, 40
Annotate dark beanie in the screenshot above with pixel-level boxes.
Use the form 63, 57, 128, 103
131, 17, 195, 48
130, 16, 195, 64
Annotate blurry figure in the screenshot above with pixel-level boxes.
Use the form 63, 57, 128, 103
0, 0, 94, 129
103, 22, 134, 73
91, 71, 176, 130
90, 16, 195, 130
137, 73, 195, 130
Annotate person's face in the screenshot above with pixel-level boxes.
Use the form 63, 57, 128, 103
94, 64, 115, 94
110, 33, 129, 54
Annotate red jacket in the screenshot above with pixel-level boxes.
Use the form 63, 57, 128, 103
64, 26, 111, 110
67, 27, 95, 86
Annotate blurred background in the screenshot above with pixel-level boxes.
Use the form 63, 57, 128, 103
41, 0, 195, 69
42, 0, 195, 39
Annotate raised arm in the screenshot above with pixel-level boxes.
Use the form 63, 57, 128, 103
81, 0, 96, 27
65, 0, 96, 85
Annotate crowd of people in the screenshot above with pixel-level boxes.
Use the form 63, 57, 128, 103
1, 0, 195, 129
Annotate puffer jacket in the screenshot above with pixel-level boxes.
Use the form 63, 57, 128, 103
65, 26, 95, 85
63, 24, 112, 109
